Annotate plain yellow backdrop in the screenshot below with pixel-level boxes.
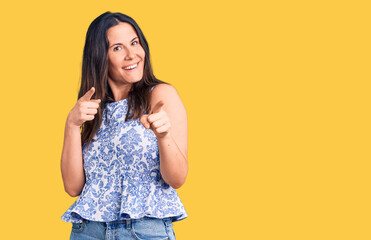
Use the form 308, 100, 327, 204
0, 0, 370, 239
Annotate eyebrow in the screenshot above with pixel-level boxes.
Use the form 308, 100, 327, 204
110, 37, 138, 48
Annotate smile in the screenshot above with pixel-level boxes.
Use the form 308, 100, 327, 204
123, 62, 139, 70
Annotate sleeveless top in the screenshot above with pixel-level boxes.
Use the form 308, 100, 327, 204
61, 87, 188, 223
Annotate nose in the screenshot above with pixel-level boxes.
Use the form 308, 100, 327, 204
124, 48, 135, 60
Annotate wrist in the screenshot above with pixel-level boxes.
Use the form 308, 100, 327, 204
156, 132, 172, 141
66, 115, 81, 130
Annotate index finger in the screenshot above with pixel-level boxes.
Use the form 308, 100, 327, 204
80, 87, 95, 102
150, 100, 165, 114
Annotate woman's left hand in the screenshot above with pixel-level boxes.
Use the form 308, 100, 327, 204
140, 101, 171, 139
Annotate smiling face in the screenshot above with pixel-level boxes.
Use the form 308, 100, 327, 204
106, 22, 145, 86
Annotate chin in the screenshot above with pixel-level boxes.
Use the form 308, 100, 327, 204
126, 78, 142, 85
133, 77, 143, 82
122, 74, 141, 82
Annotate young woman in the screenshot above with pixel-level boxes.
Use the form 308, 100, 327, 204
60, 11, 188, 240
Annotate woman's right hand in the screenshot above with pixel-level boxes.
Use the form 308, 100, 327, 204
67, 87, 101, 127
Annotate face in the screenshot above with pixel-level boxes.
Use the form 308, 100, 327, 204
106, 22, 145, 85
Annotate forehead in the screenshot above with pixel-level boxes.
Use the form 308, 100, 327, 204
106, 22, 138, 42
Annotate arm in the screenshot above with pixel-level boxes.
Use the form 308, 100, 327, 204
60, 87, 100, 197
157, 133, 188, 189
142, 84, 188, 189
60, 115, 86, 197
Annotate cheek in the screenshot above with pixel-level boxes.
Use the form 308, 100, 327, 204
138, 47, 146, 59
108, 57, 121, 70
108, 62, 120, 77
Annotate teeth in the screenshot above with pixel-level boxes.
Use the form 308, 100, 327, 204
124, 63, 137, 70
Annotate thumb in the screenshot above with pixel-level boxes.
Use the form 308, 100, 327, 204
80, 87, 95, 102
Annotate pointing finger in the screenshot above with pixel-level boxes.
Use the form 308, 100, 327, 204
80, 87, 96, 102
150, 101, 164, 114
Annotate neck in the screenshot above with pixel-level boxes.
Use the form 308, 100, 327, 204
108, 79, 133, 101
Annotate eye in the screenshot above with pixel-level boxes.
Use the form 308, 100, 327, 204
113, 46, 121, 51
132, 40, 139, 46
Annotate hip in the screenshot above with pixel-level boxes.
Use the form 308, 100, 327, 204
70, 217, 176, 240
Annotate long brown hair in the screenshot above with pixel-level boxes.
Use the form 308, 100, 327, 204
77, 11, 168, 150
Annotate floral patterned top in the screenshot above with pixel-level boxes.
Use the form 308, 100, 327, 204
61, 89, 187, 223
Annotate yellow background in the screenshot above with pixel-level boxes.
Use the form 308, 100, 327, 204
0, 0, 370, 239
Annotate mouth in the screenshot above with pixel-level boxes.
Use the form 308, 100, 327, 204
123, 61, 140, 71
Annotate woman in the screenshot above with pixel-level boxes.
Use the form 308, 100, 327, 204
60, 11, 188, 240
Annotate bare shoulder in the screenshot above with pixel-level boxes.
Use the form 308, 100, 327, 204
150, 83, 188, 156
150, 83, 184, 108
151, 83, 179, 99
150, 83, 188, 128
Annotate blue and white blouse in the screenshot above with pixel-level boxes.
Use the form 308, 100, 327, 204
61, 94, 187, 223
